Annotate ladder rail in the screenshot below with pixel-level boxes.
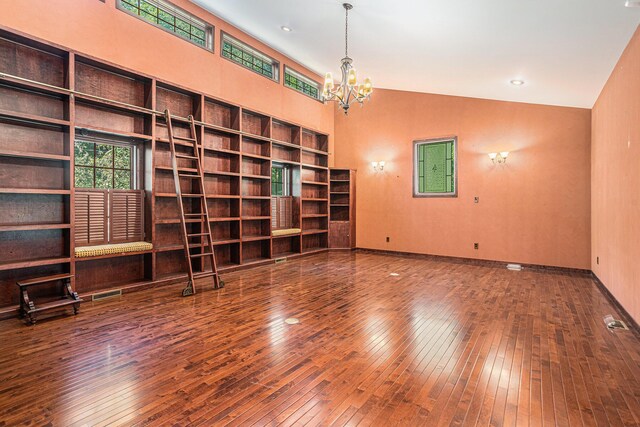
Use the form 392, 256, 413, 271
187, 115, 220, 287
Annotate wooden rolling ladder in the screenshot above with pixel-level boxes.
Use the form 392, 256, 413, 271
164, 110, 224, 296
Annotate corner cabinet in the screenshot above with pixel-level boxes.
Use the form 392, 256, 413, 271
329, 169, 356, 249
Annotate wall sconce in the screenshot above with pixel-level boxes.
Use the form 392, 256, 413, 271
372, 161, 385, 171
488, 152, 509, 164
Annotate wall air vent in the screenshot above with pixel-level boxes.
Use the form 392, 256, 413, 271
92, 289, 122, 301
506, 264, 522, 271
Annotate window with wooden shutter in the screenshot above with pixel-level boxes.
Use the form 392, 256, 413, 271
75, 189, 108, 246
109, 190, 144, 243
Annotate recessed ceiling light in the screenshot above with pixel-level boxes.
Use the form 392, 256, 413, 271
510, 79, 525, 86
281, 26, 292, 32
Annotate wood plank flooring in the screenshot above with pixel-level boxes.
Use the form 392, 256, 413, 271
0, 251, 639, 426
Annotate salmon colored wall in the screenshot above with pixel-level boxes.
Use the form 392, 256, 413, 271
592, 26, 640, 324
0, 0, 333, 142
333, 90, 592, 269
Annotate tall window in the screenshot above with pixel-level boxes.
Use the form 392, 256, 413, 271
271, 165, 292, 230
75, 141, 134, 189
117, 0, 214, 50
413, 137, 457, 197
284, 66, 321, 100
221, 33, 279, 81
74, 139, 144, 246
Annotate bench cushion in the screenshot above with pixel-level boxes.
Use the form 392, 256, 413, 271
75, 242, 153, 258
272, 228, 302, 237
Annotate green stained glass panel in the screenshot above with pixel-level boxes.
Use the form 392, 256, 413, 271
118, 0, 211, 50
222, 35, 277, 80
417, 140, 455, 195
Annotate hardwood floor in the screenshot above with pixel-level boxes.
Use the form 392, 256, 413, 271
0, 251, 639, 426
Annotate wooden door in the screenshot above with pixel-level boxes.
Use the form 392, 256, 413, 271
329, 222, 350, 248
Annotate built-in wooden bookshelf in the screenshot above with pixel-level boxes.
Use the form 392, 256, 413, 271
0, 29, 330, 311
329, 169, 356, 249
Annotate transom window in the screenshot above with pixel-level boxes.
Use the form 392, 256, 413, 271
117, 0, 213, 50
413, 137, 457, 197
221, 33, 279, 81
75, 141, 134, 190
284, 66, 321, 100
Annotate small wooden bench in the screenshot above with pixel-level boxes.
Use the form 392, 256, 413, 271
16, 274, 83, 325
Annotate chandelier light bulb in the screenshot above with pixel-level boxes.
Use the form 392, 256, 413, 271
364, 77, 373, 93
347, 68, 357, 87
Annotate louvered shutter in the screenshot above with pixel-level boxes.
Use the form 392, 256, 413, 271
109, 190, 144, 243
75, 189, 108, 246
271, 196, 293, 230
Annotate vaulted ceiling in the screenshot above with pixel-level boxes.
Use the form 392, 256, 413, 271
193, 0, 639, 108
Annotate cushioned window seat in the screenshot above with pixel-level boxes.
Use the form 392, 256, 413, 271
75, 242, 153, 258
272, 228, 302, 237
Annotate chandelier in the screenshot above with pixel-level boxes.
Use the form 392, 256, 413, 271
322, 3, 373, 114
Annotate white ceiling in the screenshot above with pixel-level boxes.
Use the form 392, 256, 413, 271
192, 0, 640, 108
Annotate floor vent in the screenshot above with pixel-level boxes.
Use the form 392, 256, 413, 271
604, 315, 629, 331
275, 257, 287, 264
507, 264, 522, 271
92, 289, 122, 301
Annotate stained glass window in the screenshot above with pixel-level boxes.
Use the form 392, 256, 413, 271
75, 141, 133, 190
414, 138, 457, 197
284, 66, 321, 100
118, 0, 213, 50
221, 33, 279, 81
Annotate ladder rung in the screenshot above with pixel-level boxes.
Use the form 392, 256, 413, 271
184, 213, 205, 216
176, 167, 198, 172
176, 154, 198, 160
181, 193, 204, 198
179, 173, 201, 179
188, 233, 210, 237
174, 135, 196, 142
190, 252, 213, 258
193, 271, 217, 279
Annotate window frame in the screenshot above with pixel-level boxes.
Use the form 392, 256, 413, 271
221, 32, 280, 82
74, 139, 140, 190
283, 66, 323, 102
413, 136, 458, 198
116, 0, 214, 51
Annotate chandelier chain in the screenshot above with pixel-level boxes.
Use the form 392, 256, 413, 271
344, 5, 349, 57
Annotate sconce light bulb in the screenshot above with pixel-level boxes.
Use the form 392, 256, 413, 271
372, 161, 378, 169
500, 151, 509, 159
488, 153, 498, 160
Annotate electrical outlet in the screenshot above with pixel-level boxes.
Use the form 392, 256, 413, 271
474, 196, 479, 203
386, 237, 390, 243
474, 243, 479, 250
